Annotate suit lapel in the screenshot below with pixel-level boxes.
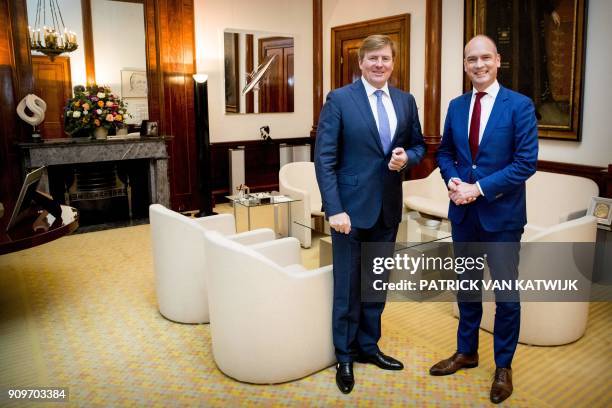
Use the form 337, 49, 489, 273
458, 91, 472, 158
349, 80, 385, 154
477, 86, 509, 157
389, 87, 405, 146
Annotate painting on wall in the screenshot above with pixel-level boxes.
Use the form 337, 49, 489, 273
121, 70, 148, 98
465, 0, 587, 140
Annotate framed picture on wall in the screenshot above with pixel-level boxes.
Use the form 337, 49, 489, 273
465, 0, 587, 140
121, 70, 148, 98
588, 197, 612, 229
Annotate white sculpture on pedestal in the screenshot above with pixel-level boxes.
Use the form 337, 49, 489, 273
16, 94, 47, 140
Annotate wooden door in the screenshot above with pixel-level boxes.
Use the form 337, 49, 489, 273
332, 14, 410, 91
32, 56, 72, 139
258, 37, 294, 113
339, 34, 402, 88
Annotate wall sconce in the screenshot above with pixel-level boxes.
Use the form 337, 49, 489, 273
193, 73, 215, 215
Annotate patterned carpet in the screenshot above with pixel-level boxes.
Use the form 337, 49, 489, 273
0, 224, 610, 407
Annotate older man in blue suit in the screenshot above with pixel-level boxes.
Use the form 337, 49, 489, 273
315, 35, 425, 394
431, 35, 538, 404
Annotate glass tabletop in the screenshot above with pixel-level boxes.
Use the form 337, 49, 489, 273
225, 192, 301, 208
292, 212, 453, 248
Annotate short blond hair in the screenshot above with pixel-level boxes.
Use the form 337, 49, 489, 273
358, 35, 396, 61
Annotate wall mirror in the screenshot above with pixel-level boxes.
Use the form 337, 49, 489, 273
26, 0, 148, 138
223, 29, 294, 114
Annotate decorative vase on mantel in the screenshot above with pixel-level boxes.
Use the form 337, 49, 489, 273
93, 127, 108, 140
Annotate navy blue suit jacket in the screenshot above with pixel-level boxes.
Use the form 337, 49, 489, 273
315, 80, 425, 229
437, 86, 538, 232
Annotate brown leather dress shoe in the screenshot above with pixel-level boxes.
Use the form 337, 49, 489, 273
490, 367, 513, 404
429, 352, 479, 376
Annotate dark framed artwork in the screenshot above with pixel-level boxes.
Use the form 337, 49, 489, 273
465, 0, 587, 140
224, 32, 240, 113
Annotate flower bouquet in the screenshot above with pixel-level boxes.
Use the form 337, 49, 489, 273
64, 84, 130, 137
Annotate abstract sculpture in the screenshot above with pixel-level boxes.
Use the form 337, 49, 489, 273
16, 94, 47, 140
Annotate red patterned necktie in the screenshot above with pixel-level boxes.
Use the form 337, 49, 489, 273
469, 91, 487, 160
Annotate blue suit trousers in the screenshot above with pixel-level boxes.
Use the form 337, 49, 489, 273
331, 212, 398, 363
451, 205, 522, 368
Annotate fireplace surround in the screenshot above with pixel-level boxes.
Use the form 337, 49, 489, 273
18, 137, 170, 225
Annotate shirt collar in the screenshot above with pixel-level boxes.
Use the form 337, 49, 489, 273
472, 80, 500, 98
361, 76, 390, 97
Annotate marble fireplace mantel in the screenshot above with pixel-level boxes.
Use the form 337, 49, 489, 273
18, 137, 170, 207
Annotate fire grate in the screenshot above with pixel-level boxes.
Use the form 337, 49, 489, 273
65, 164, 132, 219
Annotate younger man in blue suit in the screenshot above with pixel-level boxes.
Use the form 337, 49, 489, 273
315, 35, 425, 394
431, 35, 538, 404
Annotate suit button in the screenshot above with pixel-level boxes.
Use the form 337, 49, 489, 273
472, 164, 477, 169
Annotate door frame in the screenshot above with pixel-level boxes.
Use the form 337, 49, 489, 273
331, 14, 411, 91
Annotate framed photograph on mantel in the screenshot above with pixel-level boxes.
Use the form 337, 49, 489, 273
464, 0, 587, 141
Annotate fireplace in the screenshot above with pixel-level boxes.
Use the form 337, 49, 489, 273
45, 161, 155, 226
18, 138, 169, 228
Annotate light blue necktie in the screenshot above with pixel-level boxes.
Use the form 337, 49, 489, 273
374, 90, 391, 153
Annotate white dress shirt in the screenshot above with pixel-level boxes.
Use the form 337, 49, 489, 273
361, 77, 398, 140
450, 80, 500, 196
468, 80, 500, 143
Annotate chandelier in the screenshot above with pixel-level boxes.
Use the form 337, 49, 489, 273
29, 0, 78, 60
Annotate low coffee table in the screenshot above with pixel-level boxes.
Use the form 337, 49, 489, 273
226, 193, 301, 237
318, 217, 452, 267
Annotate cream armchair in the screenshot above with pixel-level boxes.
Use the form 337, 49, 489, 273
203, 230, 335, 384
402, 169, 598, 227
279, 161, 323, 248
402, 167, 450, 219
149, 204, 275, 324
523, 171, 599, 239
478, 216, 598, 345
450, 172, 599, 345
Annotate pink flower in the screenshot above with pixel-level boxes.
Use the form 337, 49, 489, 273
106, 114, 114, 122
106, 101, 113, 107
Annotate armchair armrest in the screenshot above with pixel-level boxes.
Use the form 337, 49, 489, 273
192, 213, 236, 235
228, 228, 276, 245
250, 237, 301, 266
281, 184, 308, 199
290, 264, 333, 278
559, 209, 588, 223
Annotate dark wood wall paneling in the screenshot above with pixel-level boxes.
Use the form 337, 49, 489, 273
148, 0, 199, 212
80, 0, 95, 84
1, 0, 201, 214
245, 34, 254, 113
413, 0, 442, 179
0, 0, 33, 230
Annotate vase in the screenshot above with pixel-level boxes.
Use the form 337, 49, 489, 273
93, 127, 109, 140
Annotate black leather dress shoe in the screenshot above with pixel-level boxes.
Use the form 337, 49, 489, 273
357, 351, 404, 370
336, 362, 354, 394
